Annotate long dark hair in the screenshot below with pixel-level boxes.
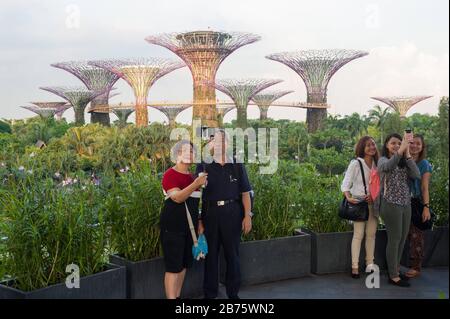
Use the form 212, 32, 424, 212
413, 134, 427, 162
382, 133, 406, 168
355, 136, 379, 165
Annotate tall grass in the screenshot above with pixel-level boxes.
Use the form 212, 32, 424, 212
104, 161, 164, 262
0, 175, 108, 291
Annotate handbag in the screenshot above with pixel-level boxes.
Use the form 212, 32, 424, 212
369, 166, 380, 201
411, 197, 436, 231
339, 159, 369, 221
184, 202, 208, 260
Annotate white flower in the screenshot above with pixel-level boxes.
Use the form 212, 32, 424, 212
54, 172, 61, 178
18, 166, 25, 171
82, 186, 86, 190
27, 170, 33, 174
29, 152, 36, 158
0, 162, 5, 168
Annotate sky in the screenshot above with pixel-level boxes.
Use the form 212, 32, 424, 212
0, 0, 448, 125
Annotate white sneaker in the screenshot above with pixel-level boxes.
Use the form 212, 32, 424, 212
365, 263, 378, 273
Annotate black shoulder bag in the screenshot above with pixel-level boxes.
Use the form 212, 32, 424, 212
339, 159, 369, 221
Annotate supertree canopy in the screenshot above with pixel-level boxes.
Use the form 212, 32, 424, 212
252, 90, 293, 120
370, 96, 433, 119
266, 49, 368, 132
90, 58, 185, 127
21, 105, 59, 119
145, 31, 261, 127
151, 105, 190, 127
29, 102, 71, 120
51, 61, 121, 126
40, 86, 106, 125
110, 105, 135, 127
213, 78, 283, 128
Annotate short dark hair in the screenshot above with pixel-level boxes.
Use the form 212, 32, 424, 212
382, 133, 406, 168
413, 134, 427, 162
171, 139, 195, 160
355, 136, 379, 164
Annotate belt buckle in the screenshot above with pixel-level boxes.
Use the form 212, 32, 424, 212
217, 200, 225, 206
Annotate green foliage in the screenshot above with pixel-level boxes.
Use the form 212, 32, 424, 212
309, 148, 351, 176
382, 112, 405, 138
437, 97, 449, 160
104, 162, 164, 261
0, 120, 11, 134
430, 158, 449, 226
0, 176, 108, 291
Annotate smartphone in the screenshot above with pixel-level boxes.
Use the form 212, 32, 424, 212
405, 128, 413, 143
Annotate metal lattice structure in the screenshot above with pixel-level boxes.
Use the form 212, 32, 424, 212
151, 105, 191, 127
145, 31, 261, 127
213, 78, 283, 128
90, 58, 185, 127
51, 61, 121, 126
39, 86, 106, 125
252, 90, 293, 120
110, 104, 135, 127
266, 49, 369, 132
370, 96, 433, 119
21, 105, 59, 119
29, 102, 71, 120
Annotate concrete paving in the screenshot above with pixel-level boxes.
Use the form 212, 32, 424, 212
215, 267, 449, 299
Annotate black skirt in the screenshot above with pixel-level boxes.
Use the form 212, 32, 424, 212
160, 197, 199, 273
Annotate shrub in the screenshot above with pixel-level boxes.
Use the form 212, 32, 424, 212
0, 176, 108, 291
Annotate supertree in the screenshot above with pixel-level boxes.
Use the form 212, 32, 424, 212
51, 61, 121, 126
212, 78, 282, 128
27, 102, 70, 120
40, 86, 106, 125
151, 105, 190, 127
145, 31, 261, 127
90, 58, 185, 127
370, 96, 433, 119
21, 105, 60, 119
266, 49, 368, 132
216, 105, 235, 126
251, 90, 293, 120
110, 104, 135, 127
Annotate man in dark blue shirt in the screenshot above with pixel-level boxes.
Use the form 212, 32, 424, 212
196, 130, 253, 299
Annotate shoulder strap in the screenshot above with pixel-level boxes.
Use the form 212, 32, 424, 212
357, 159, 367, 195
185, 202, 198, 247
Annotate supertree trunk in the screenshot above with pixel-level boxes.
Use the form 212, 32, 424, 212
193, 71, 218, 128
74, 104, 86, 125
306, 90, 327, 133
260, 107, 269, 120
236, 105, 248, 129
90, 95, 111, 126
135, 94, 148, 127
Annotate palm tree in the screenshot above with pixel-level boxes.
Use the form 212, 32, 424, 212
369, 105, 391, 144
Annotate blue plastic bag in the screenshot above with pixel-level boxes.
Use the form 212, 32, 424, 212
192, 234, 208, 261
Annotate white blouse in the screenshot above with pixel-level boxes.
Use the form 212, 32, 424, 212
341, 157, 375, 199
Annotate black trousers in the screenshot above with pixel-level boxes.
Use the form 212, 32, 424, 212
203, 201, 243, 299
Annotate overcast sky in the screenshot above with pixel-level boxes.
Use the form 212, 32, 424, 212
0, 0, 448, 124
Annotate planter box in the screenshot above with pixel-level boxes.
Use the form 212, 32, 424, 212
401, 225, 449, 268
0, 263, 126, 299
301, 228, 388, 274
109, 255, 204, 299
219, 233, 311, 286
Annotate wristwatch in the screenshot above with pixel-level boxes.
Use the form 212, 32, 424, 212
246, 212, 254, 218
423, 203, 430, 208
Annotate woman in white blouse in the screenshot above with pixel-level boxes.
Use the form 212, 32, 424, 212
341, 136, 379, 278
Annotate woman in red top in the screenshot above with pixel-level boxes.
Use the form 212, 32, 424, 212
160, 140, 207, 299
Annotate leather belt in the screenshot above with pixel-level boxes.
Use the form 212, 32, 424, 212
210, 199, 238, 207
